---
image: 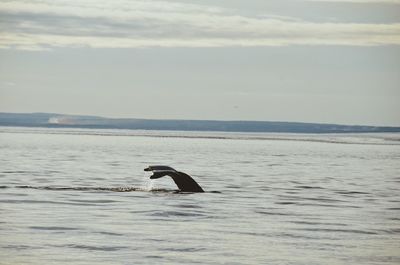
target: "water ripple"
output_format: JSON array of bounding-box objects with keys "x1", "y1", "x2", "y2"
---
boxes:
[
  {"x1": 297, "y1": 228, "x2": 378, "y2": 235},
  {"x1": 29, "y1": 226, "x2": 79, "y2": 231},
  {"x1": 57, "y1": 244, "x2": 128, "y2": 252}
]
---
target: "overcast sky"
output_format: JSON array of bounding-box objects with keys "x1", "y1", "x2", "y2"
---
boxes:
[{"x1": 0, "y1": 0, "x2": 399, "y2": 126}]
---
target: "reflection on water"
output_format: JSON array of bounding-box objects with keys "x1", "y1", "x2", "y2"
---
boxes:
[{"x1": 0, "y1": 127, "x2": 399, "y2": 265}]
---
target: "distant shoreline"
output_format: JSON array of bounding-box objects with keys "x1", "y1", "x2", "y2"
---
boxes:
[{"x1": 1, "y1": 112, "x2": 400, "y2": 134}]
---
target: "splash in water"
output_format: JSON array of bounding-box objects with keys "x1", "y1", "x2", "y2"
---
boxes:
[
  {"x1": 146, "y1": 179, "x2": 156, "y2": 191},
  {"x1": 6, "y1": 185, "x2": 175, "y2": 193}
]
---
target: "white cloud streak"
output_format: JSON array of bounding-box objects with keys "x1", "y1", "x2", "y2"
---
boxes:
[
  {"x1": 307, "y1": 0, "x2": 400, "y2": 3},
  {"x1": 0, "y1": 0, "x2": 399, "y2": 49}
]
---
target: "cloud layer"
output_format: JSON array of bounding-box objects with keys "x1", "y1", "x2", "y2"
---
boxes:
[
  {"x1": 308, "y1": 0, "x2": 400, "y2": 3},
  {"x1": 1, "y1": 0, "x2": 399, "y2": 49}
]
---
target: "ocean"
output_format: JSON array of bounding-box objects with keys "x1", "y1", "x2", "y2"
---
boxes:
[{"x1": 0, "y1": 127, "x2": 399, "y2": 265}]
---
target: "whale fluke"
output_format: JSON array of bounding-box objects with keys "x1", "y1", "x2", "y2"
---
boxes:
[{"x1": 144, "y1": 166, "x2": 204, "y2": 192}]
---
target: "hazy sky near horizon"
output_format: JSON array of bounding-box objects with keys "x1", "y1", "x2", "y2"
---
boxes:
[{"x1": 0, "y1": 0, "x2": 399, "y2": 126}]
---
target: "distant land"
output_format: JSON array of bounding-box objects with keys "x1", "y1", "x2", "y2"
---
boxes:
[{"x1": 0, "y1": 112, "x2": 400, "y2": 134}]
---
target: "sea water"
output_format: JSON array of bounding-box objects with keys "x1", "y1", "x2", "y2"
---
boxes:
[{"x1": 0, "y1": 127, "x2": 399, "y2": 265}]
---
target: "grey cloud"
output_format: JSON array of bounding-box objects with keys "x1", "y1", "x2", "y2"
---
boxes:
[{"x1": 0, "y1": 0, "x2": 400, "y2": 49}]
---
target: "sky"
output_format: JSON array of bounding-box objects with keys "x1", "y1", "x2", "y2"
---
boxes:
[{"x1": 0, "y1": 0, "x2": 399, "y2": 126}]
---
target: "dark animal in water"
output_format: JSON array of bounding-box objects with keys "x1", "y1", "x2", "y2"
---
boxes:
[{"x1": 144, "y1": 166, "x2": 204, "y2": 192}]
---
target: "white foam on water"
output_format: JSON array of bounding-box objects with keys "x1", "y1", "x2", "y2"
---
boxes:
[{"x1": 145, "y1": 179, "x2": 155, "y2": 191}]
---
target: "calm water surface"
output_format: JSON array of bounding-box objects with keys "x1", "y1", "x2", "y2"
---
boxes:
[{"x1": 0, "y1": 127, "x2": 399, "y2": 265}]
